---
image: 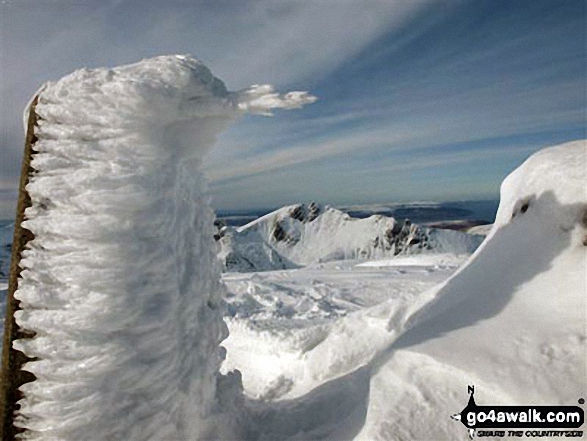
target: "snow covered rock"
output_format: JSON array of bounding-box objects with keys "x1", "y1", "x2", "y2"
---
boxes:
[
  {"x1": 357, "y1": 140, "x2": 587, "y2": 439},
  {"x1": 10, "y1": 55, "x2": 314, "y2": 440},
  {"x1": 218, "y1": 203, "x2": 483, "y2": 272}
]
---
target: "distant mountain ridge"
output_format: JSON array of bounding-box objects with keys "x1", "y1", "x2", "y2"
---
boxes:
[
  {"x1": 216, "y1": 200, "x2": 499, "y2": 227},
  {"x1": 217, "y1": 203, "x2": 484, "y2": 272}
]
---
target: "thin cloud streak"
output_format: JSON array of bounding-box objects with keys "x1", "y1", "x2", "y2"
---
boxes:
[
  {"x1": 1, "y1": 0, "x2": 585, "y2": 213},
  {"x1": 207, "y1": 140, "x2": 553, "y2": 210},
  {"x1": 206, "y1": 82, "x2": 584, "y2": 185},
  {"x1": 1, "y1": 0, "x2": 432, "y2": 205},
  {"x1": 204, "y1": 10, "x2": 585, "y2": 185}
]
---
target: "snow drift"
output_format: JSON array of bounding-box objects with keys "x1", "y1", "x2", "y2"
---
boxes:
[
  {"x1": 220, "y1": 254, "x2": 467, "y2": 402},
  {"x1": 357, "y1": 140, "x2": 587, "y2": 439},
  {"x1": 218, "y1": 202, "x2": 483, "y2": 272},
  {"x1": 11, "y1": 55, "x2": 314, "y2": 440}
]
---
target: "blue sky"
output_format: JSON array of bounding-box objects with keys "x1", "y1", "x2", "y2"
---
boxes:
[{"x1": 0, "y1": 0, "x2": 585, "y2": 215}]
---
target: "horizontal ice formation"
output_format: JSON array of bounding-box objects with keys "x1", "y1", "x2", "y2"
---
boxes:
[{"x1": 12, "y1": 55, "x2": 314, "y2": 440}]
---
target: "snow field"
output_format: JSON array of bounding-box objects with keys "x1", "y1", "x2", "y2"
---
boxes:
[{"x1": 220, "y1": 256, "x2": 467, "y2": 401}]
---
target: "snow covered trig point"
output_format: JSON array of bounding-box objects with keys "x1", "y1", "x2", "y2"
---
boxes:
[{"x1": 0, "y1": 55, "x2": 315, "y2": 440}]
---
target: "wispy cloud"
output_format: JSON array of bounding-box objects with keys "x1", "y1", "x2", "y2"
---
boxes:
[
  {"x1": 205, "y1": 75, "x2": 584, "y2": 185},
  {"x1": 203, "y1": 0, "x2": 585, "y2": 204},
  {"x1": 1, "y1": 0, "x2": 584, "y2": 213},
  {"x1": 206, "y1": 139, "x2": 557, "y2": 210},
  {"x1": 0, "y1": 0, "x2": 431, "y2": 207}
]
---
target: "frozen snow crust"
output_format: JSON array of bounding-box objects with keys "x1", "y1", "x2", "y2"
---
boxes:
[{"x1": 12, "y1": 55, "x2": 314, "y2": 440}]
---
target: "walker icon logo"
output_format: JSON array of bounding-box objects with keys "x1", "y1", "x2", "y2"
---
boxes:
[{"x1": 451, "y1": 386, "x2": 585, "y2": 439}]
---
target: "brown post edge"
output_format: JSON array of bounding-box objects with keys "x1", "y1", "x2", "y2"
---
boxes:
[{"x1": 0, "y1": 96, "x2": 39, "y2": 440}]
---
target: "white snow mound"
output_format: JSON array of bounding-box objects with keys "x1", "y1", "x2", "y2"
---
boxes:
[{"x1": 357, "y1": 140, "x2": 587, "y2": 439}]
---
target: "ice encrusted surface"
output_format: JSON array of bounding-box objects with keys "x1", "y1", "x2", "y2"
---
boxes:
[{"x1": 12, "y1": 55, "x2": 314, "y2": 440}]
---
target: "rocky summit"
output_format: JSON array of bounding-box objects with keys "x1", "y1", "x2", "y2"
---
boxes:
[{"x1": 217, "y1": 203, "x2": 484, "y2": 272}]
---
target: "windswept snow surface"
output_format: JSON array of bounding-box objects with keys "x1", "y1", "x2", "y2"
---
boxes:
[
  {"x1": 11, "y1": 55, "x2": 314, "y2": 440},
  {"x1": 221, "y1": 255, "x2": 468, "y2": 401},
  {"x1": 354, "y1": 140, "x2": 587, "y2": 440},
  {"x1": 218, "y1": 203, "x2": 483, "y2": 272},
  {"x1": 221, "y1": 141, "x2": 586, "y2": 440}
]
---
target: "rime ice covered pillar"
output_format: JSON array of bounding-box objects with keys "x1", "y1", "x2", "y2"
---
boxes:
[{"x1": 6, "y1": 55, "x2": 315, "y2": 440}]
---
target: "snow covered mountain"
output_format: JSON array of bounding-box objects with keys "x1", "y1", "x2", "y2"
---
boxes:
[{"x1": 217, "y1": 202, "x2": 484, "y2": 272}]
